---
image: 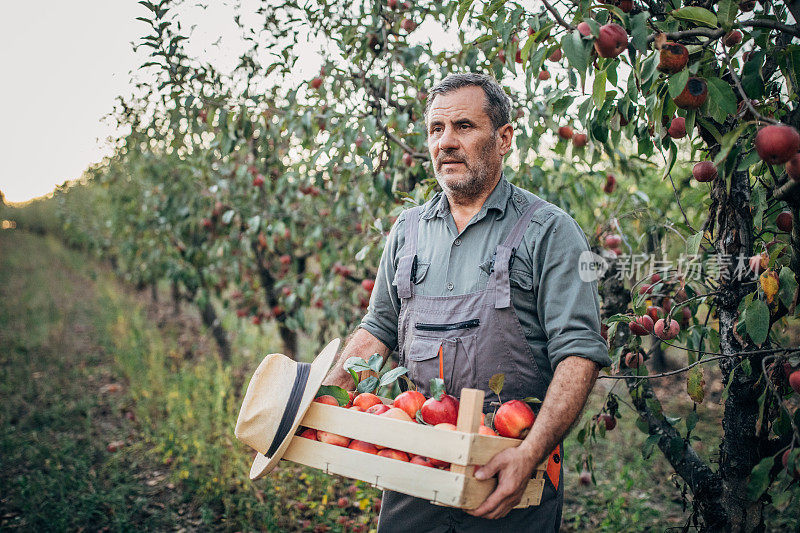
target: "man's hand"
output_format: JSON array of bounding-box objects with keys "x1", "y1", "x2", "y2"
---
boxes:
[
  {"x1": 466, "y1": 446, "x2": 537, "y2": 519},
  {"x1": 466, "y1": 356, "x2": 600, "y2": 520}
]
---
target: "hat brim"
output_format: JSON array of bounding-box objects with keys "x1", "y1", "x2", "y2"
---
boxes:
[{"x1": 248, "y1": 337, "x2": 340, "y2": 480}]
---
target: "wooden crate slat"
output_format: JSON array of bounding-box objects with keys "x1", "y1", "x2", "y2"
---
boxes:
[
  {"x1": 461, "y1": 476, "x2": 546, "y2": 509},
  {"x1": 467, "y1": 433, "x2": 547, "y2": 474},
  {"x1": 302, "y1": 403, "x2": 473, "y2": 465},
  {"x1": 283, "y1": 436, "x2": 469, "y2": 507}
]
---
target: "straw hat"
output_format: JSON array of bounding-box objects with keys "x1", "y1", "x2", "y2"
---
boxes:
[{"x1": 235, "y1": 337, "x2": 340, "y2": 480}]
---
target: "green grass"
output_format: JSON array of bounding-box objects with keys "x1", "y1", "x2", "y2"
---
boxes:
[{"x1": 2, "y1": 228, "x2": 798, "y2": 532}]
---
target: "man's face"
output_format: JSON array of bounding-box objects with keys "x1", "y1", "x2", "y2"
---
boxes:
[{"x1": 426, "y1": 86, "x2": 512, "y2": 201}]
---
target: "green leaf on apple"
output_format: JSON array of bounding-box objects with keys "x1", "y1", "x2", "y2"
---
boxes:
[
  {"x1": 488, "y1": 373, "x2": 505, "y2": 398},
  {"x1": 316, "y1": 385, "x2": 350, "y2": 407},
  {"x1": 379, "y1": 366, "x2": 408, "y2": 388},
  {"x1": 429, "y1": 377, "x2": 446, "y2": 400},
  {"x1": 368, "y1": 353, "x2": 384, "y2": 373},
  {"x1": 356, "y1": 376, "x2": 378, "y2": 394}
]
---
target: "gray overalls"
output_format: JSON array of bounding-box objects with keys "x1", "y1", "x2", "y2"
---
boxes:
[{"x1": 377, "y1": 199, "x2": 563, "y2": 532}]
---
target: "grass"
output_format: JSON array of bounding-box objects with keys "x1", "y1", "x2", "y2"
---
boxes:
[{"x1": 2, "y1": 228, "x2": 798, "y2": 532}]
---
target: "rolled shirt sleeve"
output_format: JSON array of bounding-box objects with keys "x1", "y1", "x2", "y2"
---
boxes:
[
  {"x1": 532, "y1": 212, "x2": 612, "y2": 371},
  {"x1": 358, "y1": 212, "x2": 406, "y2": 351}
]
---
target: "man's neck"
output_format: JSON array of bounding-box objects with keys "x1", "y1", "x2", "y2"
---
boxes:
[{"x1": 445, "y1": 173, "x2": 502, "y2": 233}]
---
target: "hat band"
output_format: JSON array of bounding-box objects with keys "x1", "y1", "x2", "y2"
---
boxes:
[{"x1": 266, "y1": 362, "x2": 311, "y2": 458}]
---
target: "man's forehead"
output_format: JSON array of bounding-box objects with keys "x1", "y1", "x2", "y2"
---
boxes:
[{"x1": 427, "y1": 86, "x2": 489, "y2": 122}]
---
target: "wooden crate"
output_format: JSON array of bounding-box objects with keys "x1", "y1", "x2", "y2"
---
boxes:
[{"x1": 281, "y1": 388, "x2": 546, "y2": 509}]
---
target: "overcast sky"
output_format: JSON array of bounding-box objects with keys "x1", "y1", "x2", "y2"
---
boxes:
[
  {"x1": 0, "y1": 2, "x2": 461, "y2": 204},
  {"x1": 0, "y1": 1, "x2": 299, "y2": 203}
]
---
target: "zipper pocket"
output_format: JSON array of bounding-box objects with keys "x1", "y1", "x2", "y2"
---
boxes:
[{"x1": 415, "y1": 319, "x2": 480, "y2": 331}]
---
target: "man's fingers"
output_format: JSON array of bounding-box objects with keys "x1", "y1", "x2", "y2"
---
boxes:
[
  {"x1": 474, "y1": 452, "x2": 507, "y2": 480},
  {"x1": 466, "y1": 486, "x2": 507, "y2": 517}
]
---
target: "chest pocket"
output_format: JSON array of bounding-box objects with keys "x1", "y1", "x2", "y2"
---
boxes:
[
  {"x1": 392, "y1": 261, "x2": 430, "y2": 287},
  {"x1": 478, "y1": 260, "x2": 534, "y2": 291}
]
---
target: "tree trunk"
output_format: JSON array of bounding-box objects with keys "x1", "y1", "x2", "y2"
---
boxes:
[
  {"x1": 171, "y1": 280, "x2": 181, "y2": 316},
  {"x1": 150, "y1": 282, "x2": 158, "y2": 303},
  {"x1": 200, "y1": 300, "x2": 231, "y2": 361},
  {"x1": 710, "y1": 166, "x2": 766, "y2": 532}
]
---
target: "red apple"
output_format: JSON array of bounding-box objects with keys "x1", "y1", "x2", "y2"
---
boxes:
[
  {"x1": 348, "y1": 440, "x2": 379, "y2": 454},
  {"x1": 724, "y1": 30, "x2": 742, "y2": 47},
  {"x1": 749, "y1": 253, "x2": 769, "y2": 274},
  {"x1": 479, "y1": 425, "x2": 497, "y2": 436},
  {"x1": 558, "y1": 126, "x2": 574, "y2": 139},
  {"x1": 674, "y1": 77, "x2": 708, "y2": 110},
  {"x1": 317, "y1": 431, "x2": 351, "y2": 447},
  {"x1": 777, "y1": 211, "x2": 793, "y2": 232},
  {"x1": 654, "y1": 318, "x2": 680, "y2": 340},
  {"x1": 310, "y1": 77, "x2": 323, "y2": 89},
  {"x1": 604, "y1": 174, "x2": 616, "y2": 193},
  {"x1": 668, "y1": 117, "x2": 687, "y2": 139},
  {"x1": 604, "y1": 234, "x2": 622, "y2": 248},
  {"x1": 789, "y1": 370, "x2": 800, "y2": 394},
  {"x1": 599, "y1": 413, "x2": 616, "y2": 431},
  {"x1": 755, "y1": 125, "x2": 800, "y2": 165},
  {"x1": 402, "y1": 152, "x2": 414, "y2": 167},
  {"x1": 573, "y1": 133, "x2": 588, "y2": 147},
  {"x1": 577, "y1": 22, "x2": 591, "y2": 36},
  {"x1": 494, "y1": 400, "x2": 535, "y2": 439},
  {"x1": 366, "y1": 403, "x2": 391, "y2": 415},
  {"x1": 279, "y1": 254, "x2": 291, "y2": 265},
  {"x1": 380, "y1": 407, "x2": 414, "y2": 422},
  {"x1": 353, "y1": 392, "x2": 383, "y2": 410},
  {"x1": 646, "y1": 305, "x2": 662, "y2": 323},
  {"x1": 377, "y1": 448, "x2": 410, "y2": 461},
  {"x1": 421, "y1": 394, "x2": 460, "y2": 425},
  {"x1": 497, "y1": 49, "x2": 506, "y2": 63},
  {"x1": 594, "y1": 23, "x2": 628, "y2": 58},
  {"x1": 401, "y1": 18, "x2": 417, "y2": 32},
  {"x1": 410, "y1": 455, "x2": 434, "y2": 467},
  {"x1": 786, "y1": 153, "x2": 800, "y2": 181},
  {"x1": 361, "y1": 279, "x2": 375, "y2": 292},
  {"x1": 548, "y1": 48, "x2": 562, "y2": 62},
  {"x1": 252, "y1": 174, "x2": 265, "y2": 187},
  {"x1": 299, "y1": 428, "x2": 317, "y2": 440},
  {"x1": 393, "y1": 390, "x2": 426, "y2": 419},
  {"x1": 624, "y1": 351, "x2": 644, "y2": 369},
  {"x1": 629, "y1": 315, "x2": 654, "y2": 336},
  {"x1": 693, "y1": 161, "x2": 717, "y2": 182},
  {"x1": 538, "y1": 70, "x2": 551, "y2": 81},
  {"x1": 314, "y1": 395, "x2": 339, "y2": 406}
]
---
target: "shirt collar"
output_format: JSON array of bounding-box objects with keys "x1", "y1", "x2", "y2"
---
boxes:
[{"x1": 422, "y1": 173, "x2": 512, "y2": 221}]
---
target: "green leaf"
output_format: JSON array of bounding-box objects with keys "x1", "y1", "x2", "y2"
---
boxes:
[
  {"x1": 670, "y1": 6, "x2": 718, "y2": 27},
  {"x1": 778, "y1": 266, "x2": 798, "y2": 310},
  {"x1": 685, "y1": 410, "x2": 699, "y2": 432},
  {"x1": 488, "y1": 373, "x2": 505, "y2": 397},
  {"x1": 717, "y1": 0, "x2": 738, "y2": 29},
  {"x1": 751, "y1": 186, "x2": 766, "y2": 231},
  {"x1": 521, "y1": 396, "x2": 542, "y2": 404},
  {"x1": 356, "y1": 376, "x2": 378, "y2": 394},
  {"x1": 686, "y1": 230, "x2": 703, "y2": 255},
  {"x1": 429, "y1": 377, "x2": 446, "y2": 400},
  {"x1": 635, "y1": 417, "x2": 650, "y2": 434},
  {"x1": 630, "y1": 12, "x2": 650, "y2": 53},
  {"x1": 368, "y1": 353, "x2": 384, "y2": 372},
  {"x1": 344, "y1": 356, "x2": 371, "y2": 372},
  {"x1": 456, "y1": 0, "x2": 476, "y2": 25},
  {"x1": 642, "y1": 434, "x2": 660, "y2": 459},
  {"x1": 668, "y1": 69, "x2": 690, "y2": 100},
  {"x1": 661, "y1": 144, "x2": 677, "y2": 181},
  {"x1": 706, "y1": 77, "x2": 738, "y2": 123},
  {"x1": 379, "y1": 366, "x2": 408, "y2": 388},
  {"x1": 687, "y1": 365, "x2": 705, "y2": 403},
  {"x1": 745, "y1": 299, "x2": 770, "y2": 346},
  {"x1": 316, "y1": 385, "x2": 350, "y2": 406},
  {"x1": 746, "y1": 457, "x2": 773, "y2": 501},
  {"x1": 713, "y1": 124, "x2": 748, "y2": 167},
  {"x1": 561, "y1": 31, "x2": 590, "y2": 77},
  {"x1": 593, "y1": 70, "x2": 607, "y2": 108}
]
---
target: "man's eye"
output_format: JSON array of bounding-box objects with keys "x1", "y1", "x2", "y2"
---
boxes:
[{"x1": 460, "y1": 123, "x2": 470, "y2": 129}]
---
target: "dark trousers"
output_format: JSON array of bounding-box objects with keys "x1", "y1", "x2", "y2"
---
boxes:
[{"x1": 377, "y1": 473, "x2": 563, "y2": 533}]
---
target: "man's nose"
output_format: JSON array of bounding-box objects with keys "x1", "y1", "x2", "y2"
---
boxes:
[{"x1": 438, "y1": 125, "x2": 460, "y2": 151}]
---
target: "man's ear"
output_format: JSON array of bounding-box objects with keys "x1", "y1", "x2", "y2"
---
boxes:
[{"x1": 497, "y1": 123, "x2": 514, "y2": 156}]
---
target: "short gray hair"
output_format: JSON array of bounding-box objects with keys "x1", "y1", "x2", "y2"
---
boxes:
[{"x1": 424, "y1": 73, "x2": 511, "y2": 130}]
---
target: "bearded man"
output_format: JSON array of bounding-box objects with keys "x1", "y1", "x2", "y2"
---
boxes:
[{"x1": 324, "y1": 72, "x2": 611, "y2": 532}]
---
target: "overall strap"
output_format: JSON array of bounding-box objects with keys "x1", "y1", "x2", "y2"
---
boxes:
[
  {"x1": 494, "y1": 198, "x2": 548, "y2": 309},
  {"x1": 396, "y1": 206, "x2": 424, "y2": 299}
]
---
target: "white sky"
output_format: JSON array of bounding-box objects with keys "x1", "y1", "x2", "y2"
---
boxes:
[{"x1": 0, "y1": 1, "x2": 461, "y2": 203}]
